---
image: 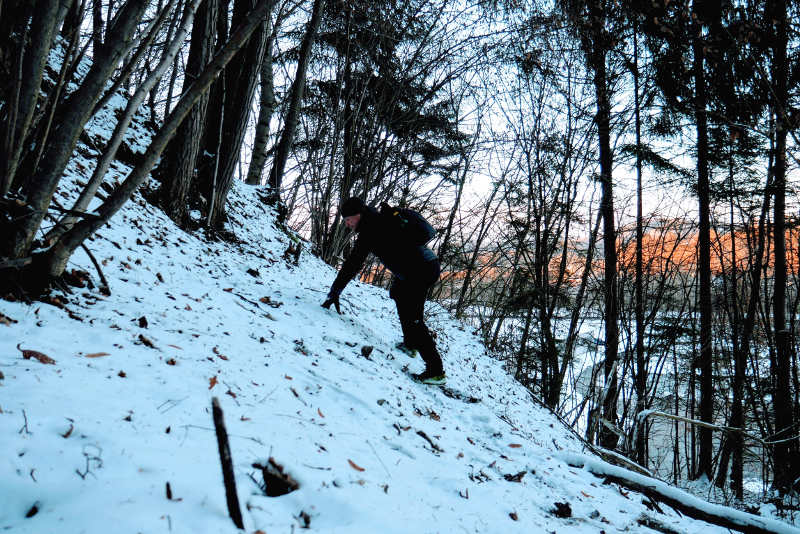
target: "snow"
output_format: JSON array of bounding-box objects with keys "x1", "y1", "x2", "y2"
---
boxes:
[{"x1": 1, "y1": 177, "x2": 796, "y2": 532}]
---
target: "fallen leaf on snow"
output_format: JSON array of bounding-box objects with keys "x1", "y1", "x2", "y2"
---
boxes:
[
  {"x1": 18, "y1": 345, "x2": 55, "y2": 365},
  {"x1": 348, "y1": 459, "x2": 365, "y2": 472},
  {"x1": 318, "y1": 408, "x2": 325, "y2": 418},
  {"x1": 85, "y1": 352, "x2": 111, "y2": 358},
  {"x1": 504, "y1": 471, "x2": 527, "y2": 482},
  {"x1": 508, "y1": 443, "x2": 522, "y2": 448},
  {"x1": 209, "y1": 376, "x2": 218, "y2": 389}
]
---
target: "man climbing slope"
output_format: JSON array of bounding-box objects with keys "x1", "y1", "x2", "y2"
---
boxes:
[{"x1": 322, "y1": 197, "x2": 446, "y2": 385}]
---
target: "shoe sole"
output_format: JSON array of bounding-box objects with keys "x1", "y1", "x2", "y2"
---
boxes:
[{"x1": 420, "y1": 377, "x2": 446, "y2": 386}]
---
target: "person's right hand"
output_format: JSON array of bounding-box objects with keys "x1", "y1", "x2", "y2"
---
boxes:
[{"x1": 322, "y1": 293, "x2": 342, "y2": 314}]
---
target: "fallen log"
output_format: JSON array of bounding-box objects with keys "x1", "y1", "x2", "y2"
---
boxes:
[{"x1": 558, "y1": 452, "x2": 800, "y2": 534}]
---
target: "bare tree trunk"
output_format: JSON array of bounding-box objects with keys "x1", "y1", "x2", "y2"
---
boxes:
[
  {"x1": 161, "y1": 0, "x2": 185, "y2": 118},
  {"x1": 50, "y1": 0, "x2": 197, "y2": 240},
  {"x1": 692, "y1": 17, "x2": 714, "y2": 481},
  {"x1": 454, "y1": 183, "x2": 501, "y2": 319},
  {"x1": 769, "y1": 0, "x2": 797, "y2": 493},
  {"x1": 589, "y1": 8, "x2": 619, "y2": 451},
  {"x1": 92, "y1": 0, "x2": 104, "y2": 57},
  {"x1": 244, "y1": 17, "x2": 275, "y2": 186},
  {"x1": 632, "y1": 22, "x2": 647, "y2": 468},
  {"x1": 1, "y1": 0, "x2": 71, "y2": 196},
  {"x1": 37, "y1": 0, "x2": 276, "y2": 279},
  {"x1": 158, "y1": 0, "x2": 219, "y2": 225},
  {"x1": 205, "y1": 0, "x2": 269, "y2": 227},
  {"x1": 266, "y1": 0, "x2": 324, "y2": 203},
  {"x1": 60, "y1": 0, "x2": 83, "y2": 40},
  {"x1": 4, "y1": 0, "x2": 149, "y2": 260},
  {"x1": 436, "y1": 128, "x2": 478, "y2": 280},
  {"x1": 558, "y1": 209, "x2": 602, "y2": 399}
]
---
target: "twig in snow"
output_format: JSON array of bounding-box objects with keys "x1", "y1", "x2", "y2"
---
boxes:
[
  {"x1": 416, "y1": 430, "x2": 444, "y2": 453},
  {"x1": 211, "y1": 397, "x2": 244, "y2": 529},
  {"x1": 80, "y1": 243, "x2": 109, "y2": 294},
  {"x1": 19, "y1": 410, "x2": 30, "y2": 435},
  {"x1": 367, "y1": 440, "x2": 391, "y2": 478},
  {"x1": 181, "y1": 424, "x2": 264, "y2": 445},
  {"x1": 157, "y1": 397, "x2": 189, "y2": 413}
]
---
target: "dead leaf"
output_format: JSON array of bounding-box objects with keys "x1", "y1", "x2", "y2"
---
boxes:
[
  {"x1": 581, "y1": 491, "x2": 593, "y2": 498},
  {"x1": 138, "y1": 334, "x2": 155, "y2": 348},
  {"x1": 118, "y1": 370, "x2": 127, "y2": 377},
  {"x1": 18, "y1": 344, "x2": 55, "y2": 365},
  {"x1": 218, "y1": 354, "x2": 228, "y2": 361},
  {"x1": 166, "y1": 358, "x2": 177, "y2": 366},
  {"x1": 184, "y1": 304, "x2": 192, "y2": 311},
  {"x1": 209, "y1": 376, "x2": 218, "y2": 389},
  {"x1": 62, "y1": 424, "x2": 74, "y2": 438},
  {"x1": 223, "y1": 287, "x2": 233, "y2": 292},
  {"x1": 284, "y1": 375, "x2": 293, "y2": 380},
  {"x1": 85, "y1": 352, "x2": 110, "y2": 358},
  {"x1": 317, "y1": 408, "x2": 325, "y2": 418},
  {"x1": 167, "y1": 344, "x2": 182, "y2": 350},
  {"x1": 504, "y1": 471, "x2": 527, "y2": 482},
  {"x1": 508, "y1": 443, "x2": 522, "y2": 448},
  {"x1": 348, "y1": 459, "x2": 365, "y2": 472},
  {"x1": 509, "y1": 512, "x2": 519, "y2": 521}
]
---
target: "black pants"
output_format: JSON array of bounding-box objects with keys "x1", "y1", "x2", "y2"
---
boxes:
[{"x1": 389, "y1": 260, "x2": 443, "y2": 375}]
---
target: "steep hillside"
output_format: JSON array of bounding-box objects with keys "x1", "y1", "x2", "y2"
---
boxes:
[{"x1": 3, "y1": 167, "x2": 798, "y2": 533}]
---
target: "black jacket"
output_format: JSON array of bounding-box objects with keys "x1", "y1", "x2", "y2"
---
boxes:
[{"x1": 331, "y1": 206, "x2": 437, "y2": 295}]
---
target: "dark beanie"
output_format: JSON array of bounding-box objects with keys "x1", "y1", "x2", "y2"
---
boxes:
[{"x1": 340, "y1": 197, "x2": 364, "y2": 217}]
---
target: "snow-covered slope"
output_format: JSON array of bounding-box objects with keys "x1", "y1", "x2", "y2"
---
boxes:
[{"x1": 1, "y1": 178, "x2": 796, "y2": 532}]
